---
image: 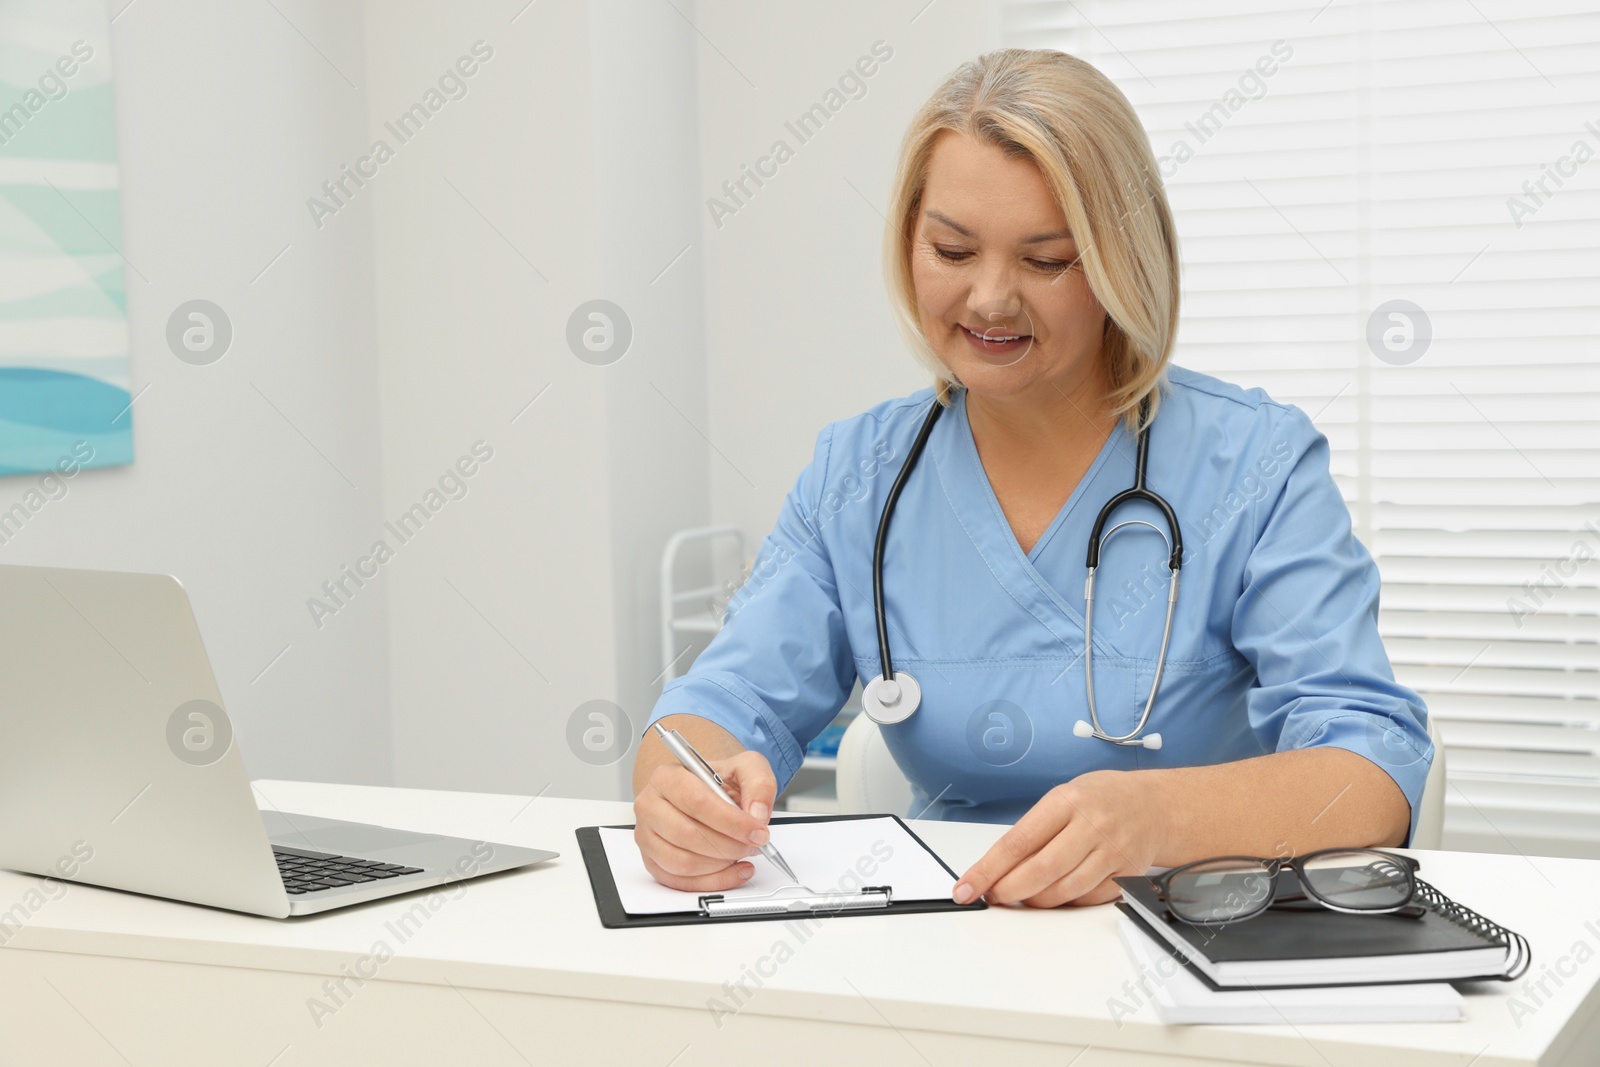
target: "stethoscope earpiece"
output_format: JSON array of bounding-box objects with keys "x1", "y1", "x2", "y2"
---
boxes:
[{"x1": 1074, "y1": 718, "x2": 1164, "y2": 750}]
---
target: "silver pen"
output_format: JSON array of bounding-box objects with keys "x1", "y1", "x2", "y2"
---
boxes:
[{"x1": 650, "y1": 722, "x2": 798, "y2": 883}]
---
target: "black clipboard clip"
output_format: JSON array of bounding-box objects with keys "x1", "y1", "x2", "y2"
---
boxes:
[{"x1": 698, "y1": 883, "x2": 893, "y2": 918}]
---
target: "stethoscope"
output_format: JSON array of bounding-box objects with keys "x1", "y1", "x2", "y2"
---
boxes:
[{"x1": 861, "y1": 394, "x2": 1183, "y2": 751}]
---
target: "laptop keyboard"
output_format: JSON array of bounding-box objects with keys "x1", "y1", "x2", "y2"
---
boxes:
[{"x1": 274, "y1": 845, "x2": 424, "y2": 895}]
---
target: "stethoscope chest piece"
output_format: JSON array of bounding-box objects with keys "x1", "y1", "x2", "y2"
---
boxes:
[{"x1": 862, "y1": 671, "x2": 921, "y2": 726}]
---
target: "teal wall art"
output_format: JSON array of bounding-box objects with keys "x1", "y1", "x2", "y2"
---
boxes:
[{"x1": 0, "y1": 0, "x2": 133, "y2": 477}]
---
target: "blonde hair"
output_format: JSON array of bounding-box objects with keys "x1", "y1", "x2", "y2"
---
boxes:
[{"x1": 884, "y1": 48, "x2": 1179, "y2": 431}]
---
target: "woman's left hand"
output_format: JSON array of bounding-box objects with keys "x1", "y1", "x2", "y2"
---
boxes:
[{"x1": 952, "y1": 769, "x2": 1167, "y2": 908}]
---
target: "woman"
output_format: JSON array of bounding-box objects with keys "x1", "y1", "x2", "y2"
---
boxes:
[{"x1": 631, "y1": 49, "x2": 1431, "y2": 908}]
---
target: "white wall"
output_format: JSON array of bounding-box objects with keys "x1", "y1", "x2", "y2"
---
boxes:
[
  {"x1": 9, "y1": 0, "x2": 392, "y2": 785},
  {"x1": 589, "y1": 1, "x2": 713, "y2": 784},
  {"x1": 692, "y1": 2, "x2": 1000, "y2": 540},
  {"x1": 16, "y1": 0, "x2": 1005, "y2": 802},
  {"x1": 368, "y1": 0, "x2": 709, "y2": 800},
  {"x1": 370, "y1": 0, "x2": 1003, "y2": 801}
]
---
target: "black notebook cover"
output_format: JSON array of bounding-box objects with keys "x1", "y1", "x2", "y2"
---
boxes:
[
  {"x1": 578, "y1": 813, "x2": 987, "y2": 928},
  {"x1": 1115, "y1": 870, "x2": 1521, "y2": 974},
  {"x1": 1114, "y1": 903, "x2": 1494, "y2": 993}
]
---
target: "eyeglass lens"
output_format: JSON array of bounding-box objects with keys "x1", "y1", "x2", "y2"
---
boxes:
[
  {"x1": 1298, "y1": 850, "x2": 1413, "y2": 910},
  {"x1": 1166, "y1": 850, "x2": 1412, "y2": 923},
  {"x1": 1164, "y1": 859, "x2": 1276, "y2": 923}
]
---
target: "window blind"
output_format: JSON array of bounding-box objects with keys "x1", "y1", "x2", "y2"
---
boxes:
[{"x1": 1001, "y1": 0, "x2": 1600, "y2": 857}]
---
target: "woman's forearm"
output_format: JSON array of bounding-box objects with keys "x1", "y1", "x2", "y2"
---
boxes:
[
  {"x1": 634, "y1": 718, "x2": 1410, "y2": 866},
  {"x1": 1140, "y1": 747, "x2": 1410, "y2": 867},
  {"x1": 630, "y1": 713, "x2": 748, "y2": 798}
]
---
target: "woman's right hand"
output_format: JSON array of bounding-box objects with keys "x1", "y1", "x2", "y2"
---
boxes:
[{"x1": 633, "y1": 749, "x2": 779, "y2": 892}]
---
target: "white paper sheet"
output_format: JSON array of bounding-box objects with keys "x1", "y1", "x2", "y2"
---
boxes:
[
  {"x1": 599, "y1": 816, "x2": 959, "y2": 915},
  {"x1": 1116, "y1": 918, "x2": 1463, "y2": 1024}
]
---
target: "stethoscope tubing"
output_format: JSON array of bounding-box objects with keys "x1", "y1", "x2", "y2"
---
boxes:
[
  {"x1": 868, "y1": 391, "x2": 1182, "y2": 745},
  {"x1": 1083, "y1": 521, "x2": 1181, "y2": 745},
  {"x1": 871, "y1": 398, "x2": 946, "y2": 684}
]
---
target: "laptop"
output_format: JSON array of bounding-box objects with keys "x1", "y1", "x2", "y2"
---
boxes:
[{"x1": 0, "y1": 564, "x2": 558, "y2": 918}]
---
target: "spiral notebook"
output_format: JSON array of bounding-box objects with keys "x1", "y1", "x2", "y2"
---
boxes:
[{"x1": 1115, "y1": 870, "x2": 1531, "y2": 990}]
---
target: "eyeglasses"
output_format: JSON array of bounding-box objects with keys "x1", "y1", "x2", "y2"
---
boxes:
[{"x1": 1150, "y1": 848, "x2": 1421, "y2": 925}]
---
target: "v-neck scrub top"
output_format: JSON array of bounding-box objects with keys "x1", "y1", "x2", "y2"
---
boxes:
[{"x1": 645, "y1": 365, "x2": 1434, "y2": 844}]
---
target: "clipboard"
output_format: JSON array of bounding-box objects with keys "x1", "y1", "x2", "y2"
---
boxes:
[{"x1": 577, "y1": 813, "x2": 987, "y2": 928}]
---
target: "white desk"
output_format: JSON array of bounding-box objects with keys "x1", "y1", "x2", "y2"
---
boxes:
[{"x1": 0, "y1": 780, "x2": 1595, "y2": 1067}]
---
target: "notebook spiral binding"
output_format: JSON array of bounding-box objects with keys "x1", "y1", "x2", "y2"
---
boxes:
[{"x1": 1414, "y1": 877, "x2": 1532, "y2": 980}]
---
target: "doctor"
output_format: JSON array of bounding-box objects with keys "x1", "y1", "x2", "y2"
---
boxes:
[{"x1": 632, "y1": 48, "x2": 1432, "y2": 908}]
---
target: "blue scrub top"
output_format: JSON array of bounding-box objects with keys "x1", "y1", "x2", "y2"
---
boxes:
[{"x1": 646, "y1": 365, "x2": 1434, "y2": 844}]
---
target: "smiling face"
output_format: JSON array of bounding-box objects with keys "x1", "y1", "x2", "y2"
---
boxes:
[{"x1": 910, "y1": 130, "x2": 1109, "y2": 405}]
